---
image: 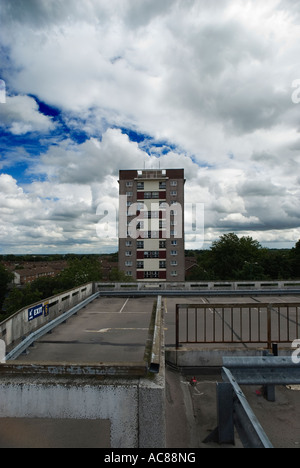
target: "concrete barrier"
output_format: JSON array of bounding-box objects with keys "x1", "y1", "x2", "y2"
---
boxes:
[
  {"x1": 0, "y1": 371, "x2": 166, "y2": 448},
  {"x1": 0, "y1": 283, "x2": 94, "y2": 353},
  {"x1": 166, "y1": 346, "x2": 294, "y2": 368},
  {"x1": 95, "y1": 281, "x2": 300, "y2": 294}
]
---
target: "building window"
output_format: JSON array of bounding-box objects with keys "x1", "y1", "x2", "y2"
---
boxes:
[
  {"x1": 147, "y1": 231, "x2": 159, "y2": 239},
  {"x1": 144, "y1": 192, "x2": 152, "y2": 199},
  {"x1": 159, "y1": 182, "x2": 166, "y2": 189},
  {"x1": 144, "y1": 251, "x2": 159, "y2": 259},
  {"x1": 126, "y1": 241, "x2": 132, "y2": 247},
  {"x1": 126, "y1": 182, "x2": 133, "y2": 187},
  {"x1": 171, "y1": 250, "x2": 178, "y2": 256},
  {"x1": 137, "y1": 261, "x2": 144, "y2": 269},
  {"x1": 144, "y1": 271, "x2": 159, "y2": 279},
  {"x1": 137, "y1": 182, "x2": 144, "y2": 190},
  {"x1": 126, "y1": 192, "x2": 133, "y2": 197},
  {"x1": 137, "y1": 241, "x2": 144, "y2": 249},
  {"x1": 171, "y1": 271, "x2": 178, "y2": 277},
  {"x1": 125, "y1": 261, "x2": 133, "y2": 267},
  {"x1": 171, "y1": 240, "x2": 177, "y2": 246},
  {"x1": 126, "y1": 251, "x2": 132, "y2": 257},
  {"x1": 146, "y1": 211, "x2": 159, "y2": 219},
  {"x1": 159, "y1": 241, "x2": 166, "y2": 249},
  {"x1": 126, "y1": 271, "x2": 133, "y2": 277},
  {"x1": 171, "y1": 181, "x2": 178, "y2": 186},
  {"x1": 152, "y1": 192, "x2": 159, "y2": 199},
  {"x1": 159, "y1": 261, "x2": 166, "y2": 269},
  {"x1": 171, "y1": 191, "x2": 177, "y2": 196},
  {"x1": 171, "y1": 261, "x2": 178, "y2": 266}
]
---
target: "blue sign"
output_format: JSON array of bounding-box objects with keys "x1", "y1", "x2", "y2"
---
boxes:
[{"x1": 28, "y1": 304, "x2": 44, "y2": 322}]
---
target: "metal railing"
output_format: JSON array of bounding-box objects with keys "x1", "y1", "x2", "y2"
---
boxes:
[{"x1": 175, "y1": 302, "x2": 300, "y2": 349}]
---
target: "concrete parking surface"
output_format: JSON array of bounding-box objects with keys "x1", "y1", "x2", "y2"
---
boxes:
[
  {"x1": 166, "y1": 367, "x2": 300, "y2": 449},
  {"x1": 16, "y1": 294, "x2": 299, "y2": 363},
  {"x1": 16, "y1": 296, "x2": 154, "y2": 363}
]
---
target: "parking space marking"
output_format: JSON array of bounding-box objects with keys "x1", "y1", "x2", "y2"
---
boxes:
[{"x1": 119, "y1": 298, "x2": 129, "y2": 314}]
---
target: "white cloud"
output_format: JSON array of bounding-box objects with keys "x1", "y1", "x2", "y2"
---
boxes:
[
  {"x1": 0, "y1": 0, "x2": 300, "y2": 251},
  {"x1": 32, "y1": 129, "x2": 148, "y2": 185},
  {"x1": 0, "y1": 95, "x2": 55, "y2": 134}
]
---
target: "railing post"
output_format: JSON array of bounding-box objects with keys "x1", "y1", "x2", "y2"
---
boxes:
[
  {"x1": 176, "y1": 305, "x2": 180, "y2": 349},
  {"x1": 267, "y1": 304, "x2": 272, "y2": 350}
]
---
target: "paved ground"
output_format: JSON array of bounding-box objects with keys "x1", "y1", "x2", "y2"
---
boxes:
[
  {"x1": 16, "y1": 294, "x2": 299, "y2": 363},
  {"x1": 0, "y1": 419, "x2": 111, "y2": 448},
  {"x1": 17, "y1": 297, "x2": 154, "y2": 363},
  {"x1": 166, "y1": 367, "x2": 300, "y2": 449}
]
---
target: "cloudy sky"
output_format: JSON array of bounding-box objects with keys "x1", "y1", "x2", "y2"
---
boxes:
[{"x1": 0, "y1": 0, "x2": 300, "y2": 254}]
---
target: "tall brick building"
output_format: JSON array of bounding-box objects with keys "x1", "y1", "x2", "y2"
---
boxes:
[{"x1": 118, "y1": 169, "x2": 185, "y2": 282}]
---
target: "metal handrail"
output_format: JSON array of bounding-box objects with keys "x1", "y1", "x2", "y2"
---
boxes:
[{"x1": 176, "y1": 302, "x2": 300, "y2": 349}]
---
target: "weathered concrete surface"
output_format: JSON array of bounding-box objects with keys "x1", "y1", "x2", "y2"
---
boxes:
[
  {"x1": 0, "y1": 375, "x2": 139, "y2": 447},
  {"x1": 166, "y1": 346, "x2": 294, "y2": 368},
  {"x1": 0, "y1": 373, "x2": 166, "y2": 448},
  {"x1": 0, "y1": 419, "x2": 111, "y2": 448}
]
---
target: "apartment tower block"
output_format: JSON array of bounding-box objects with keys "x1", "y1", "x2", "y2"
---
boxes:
[{"x1": 118, "y1": 169, "x2": 185, "y2": 282}]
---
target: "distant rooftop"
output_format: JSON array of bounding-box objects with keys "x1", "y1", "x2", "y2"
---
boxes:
[{"x1": 119, "y1": 168, "x2": 184, "y2": 180}]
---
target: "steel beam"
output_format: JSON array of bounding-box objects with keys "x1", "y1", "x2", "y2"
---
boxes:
[{"x1": 222, "y1": 357, "x2": 300, "y2": 385}]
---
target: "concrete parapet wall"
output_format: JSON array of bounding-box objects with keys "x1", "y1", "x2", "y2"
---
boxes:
[
  {"x1": 0, "y1": 371, "x2": 166, "y2": 448},
  {"x1": 166, "y1": 346, "x2": 294, "y2": 368},
  {"x1": 0, "y1": 283, "x2": 94, "y2": 352},
  {"x1": 95, "y1": 281, "x2": 300, "y2": 293}
]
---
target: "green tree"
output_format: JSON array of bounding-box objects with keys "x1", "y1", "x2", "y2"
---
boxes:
[
  {"x1": 209, "y1": 233, "x2": 264, "y2": 280},
  {"x1": 3, "y1": 285, "x2": 42, "y2": 318},
  {"x1": 56, "y1": 257, "x2": 103, "y2": 292},
  {"x1": 30, "y1": 276, "x2": 58, "y2": 300},
  {"x1": 0, "y1": 264, "x2": 14, "y2": 312},
  {"x1": 291, "y1": 240, "x2": 300, "y2": 278},
  {"x1": 109, "y1": 267, "x2": 133, "y2": 282},
  {"x1": 261, "y1": 249, "x2": 292, "y2": 280}
]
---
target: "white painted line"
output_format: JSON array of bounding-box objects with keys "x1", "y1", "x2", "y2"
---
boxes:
[{"x1": 119, "y1": 298, "x2": 129, "y2": 314}]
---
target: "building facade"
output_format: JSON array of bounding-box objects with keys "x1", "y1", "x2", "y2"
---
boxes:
[{"x1": 119, "y1": 169, "x2": 185, "y2": 282}]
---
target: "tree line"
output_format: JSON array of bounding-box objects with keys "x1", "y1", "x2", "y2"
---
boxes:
[
  {"x1": 187, "y1": 234, "x2": 300, "y2": 282},
  {"x1": 0, "y1": 257, "x2": 128, "y2": 321}
]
